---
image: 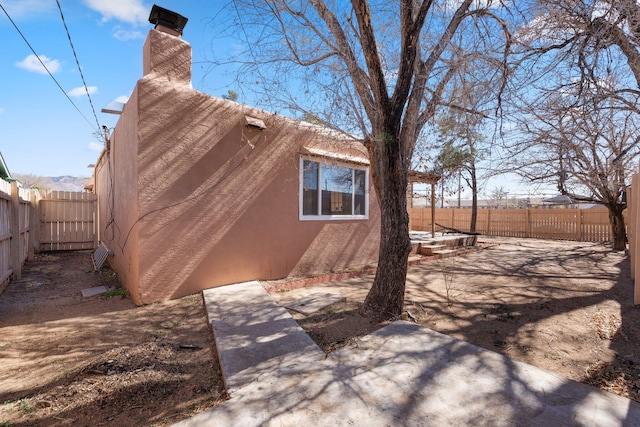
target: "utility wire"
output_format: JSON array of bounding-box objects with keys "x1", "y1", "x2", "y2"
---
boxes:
[
  {"x1": 55, "y1": 0, "x2": 102, "y2": 140},
  {"x1": 0, "y1": 2, "x2": 99, "y2": 133}
]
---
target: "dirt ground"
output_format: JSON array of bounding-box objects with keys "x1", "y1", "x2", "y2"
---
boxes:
[
  {"x1": 269, "y1": 237, "x2": 640, "y2": 403},
  {"x1": 2, "y1": 237, "x2": 640, "y2": 426},
  {"x1": 0, "y1": 251, "x2": 226, "y2": 426}
]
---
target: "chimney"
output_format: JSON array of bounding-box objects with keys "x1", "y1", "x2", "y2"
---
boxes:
[
  {"x1": 148, "y1": 5, "x2": 188, "y2": 36},
  {"x1": 143, "y1": 5, "x2": 191, "y2": 84}
]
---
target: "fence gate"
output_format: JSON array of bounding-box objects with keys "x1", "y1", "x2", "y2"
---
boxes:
[{"x1": 39, "y1": 191, "x2": 97, "y2": 251}]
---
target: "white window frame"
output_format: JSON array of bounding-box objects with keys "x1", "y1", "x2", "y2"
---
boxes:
[{"x1": 299, "y1": 156, "x2": 369, "y2": 221}]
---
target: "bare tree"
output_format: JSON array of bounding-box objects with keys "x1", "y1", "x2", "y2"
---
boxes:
[
  {"x1": 504, "y1": 0, "x2": 640, "y2": 250},
  {"x1": 504, "y1": 84, "x2": 639, "y2": 249},
  {"x1": 433, "y1": 108, "x2": 488, "y2": 232},
  {"x1": 220, "y1": 0, "x2": 511, "y2": 319},
  {"x1": 513, "y1": 1, "x2": 640, "y2": 93},
  {"x1": 489, "y1": 185, "x2": 509, "y2": 208}
]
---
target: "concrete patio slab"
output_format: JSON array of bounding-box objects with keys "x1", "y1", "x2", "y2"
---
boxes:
[
  {"x1": 177, "y1": 281, "x2": 640, "y2": 427},
  {"x1": 212, "y1": 305, "x2": 324, "y2": 392},
  {"x1": 202, "y1": 281, "x2": 325, "y2": 393},
  {"x1": 329, "y1": 322, "x2": 640, "y2": 426},
  {"x1": 284, "y1": 292, "x2": 346, "y2": 315},
  {"x1": 202, "y1": 281, "x2": 277, "y2": 320}
]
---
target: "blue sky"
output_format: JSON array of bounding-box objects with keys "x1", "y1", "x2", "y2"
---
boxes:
[
  {"x1": 0, "y1": 0, "x2": 553, "y2": 198},
  {"x1": 0, "y1": 0, "x2": 234, "y2": 177}
]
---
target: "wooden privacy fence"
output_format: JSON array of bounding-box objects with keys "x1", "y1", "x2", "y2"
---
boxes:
[
  {"x1": 409, "y1": 207, "x2": 612, "y2": 242},
  {"x1": 0, "y1": 185, "x2": 97, "y2": 292},
  {"x1": 0, "y1": 181, "x2": 34, "y2": 291},
  {"x1": 39, "y1": 190, "x2": 97, "y2": 251}
]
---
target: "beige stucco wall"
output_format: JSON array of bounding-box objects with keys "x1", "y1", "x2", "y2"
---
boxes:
[
  {"x1": 95, "y1": 84, "x2": 142, "y2": 302},
  {"x1": 96, "y1": 28, "x2": 380, "y2": 304}
]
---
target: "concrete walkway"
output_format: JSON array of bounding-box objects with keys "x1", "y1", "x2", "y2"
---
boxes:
[{"x1": 175, "y1": 281, "x2": 640, "y2": 426}]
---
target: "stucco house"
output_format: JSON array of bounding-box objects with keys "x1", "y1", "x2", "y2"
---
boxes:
[
  {"x1": 94, "y1": 18, "x2": 381, "y2": 305},
  {"x1": 0, "y1": 151, "x2": 13, "y2": 183}
]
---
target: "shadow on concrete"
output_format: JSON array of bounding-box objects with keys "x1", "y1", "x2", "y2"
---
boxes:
[{"x1": 180, "y1": 263, "x2": 640, "y2": 426}]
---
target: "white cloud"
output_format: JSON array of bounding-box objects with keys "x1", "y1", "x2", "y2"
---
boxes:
[
  {"x1": 88, "y1": 141, "x2": 103, "y2": 151},
  {"x1": 515, "y1": 14, "x2": 576, "y2": 45},
  {"x1": 440, "y1": 0, "x2": 504, "y2": 13},
  {"x1": 113, "y1": 26, "x2": 144, "y2": 41},
  {"x1": 2, "y1": 0, "x2": 54, "y2": 19},
  {"x1": 67, "y1": 86, "x2": 98, "y2": 97},
  {"x1": 83, "y1": 0, "x2": 149, "y2": 25},
  {"x1": 15, "y1": 54, "x2": 61, "y2": 74}
]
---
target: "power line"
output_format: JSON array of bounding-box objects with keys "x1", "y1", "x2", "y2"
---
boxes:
[
  {"x1": 0, "y1": 2, "x2": 99, "y2": 133},
  {"x1": 55, "y1": 0, "x2": 102, "y2": 139}
]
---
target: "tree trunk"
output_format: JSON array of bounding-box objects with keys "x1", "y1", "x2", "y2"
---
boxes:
[
  {"x1": 607, "y1": 203, "x2": 627, "y2": 251},
  {"x1": 360, "y1": 134, "x2": 411, "y2": 320},
  {"x1": 470, "y1": 164, "x2": 478, "y2": 233}
]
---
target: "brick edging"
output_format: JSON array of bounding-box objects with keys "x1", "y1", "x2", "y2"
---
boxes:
[{"x1": 263, "y1": 242, "x2": 498, "y2": 294}]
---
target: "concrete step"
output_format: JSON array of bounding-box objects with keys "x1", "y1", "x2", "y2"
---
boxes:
[
  {"x1": 419, "y1": 244, "x2": 447, "y2": 256},
  {"x1": 433, "y1": 249, "x2": 458, "y2": 258}
]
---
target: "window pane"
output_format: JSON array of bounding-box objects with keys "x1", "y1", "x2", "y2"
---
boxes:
[
  {"x1": 302, "y1": 161, "x2": 318, "y2": 215},
  {"x1": 354, "y1": 169, "x2": 366, "y2": 215},
  {"x1": 321, "y1": 164, "x2": 353, "y2": 215}
]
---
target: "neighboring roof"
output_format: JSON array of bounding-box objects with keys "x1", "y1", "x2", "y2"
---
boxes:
[
  {"x1": 543, "y1": 194, "x2": 575, "y2": 204},
  {"x1": 0, "y1": 151, "x2": 11, "y2": 181},
  {"x1": 302, "y1": 136, "x2": 369, "y2": 165},
  {"x1": 445, "y1": 199, "x2": 495, "y2": 208},
  {"x1": 84, "y1": 175, "x2": 95, "y2": 191}
]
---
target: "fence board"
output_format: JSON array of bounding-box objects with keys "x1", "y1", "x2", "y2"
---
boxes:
[
  {"x1": 39, "y1": 191, "x2": 97, "y2": 251},
  {"x1": 0, "y1": 183, "x2": 31, "y2": 289},
  {"x1": 628, "y1": 172, "x2": 640, "y2": 304},
  {"x1": 410, "y1": 207, "x2": 613, "y2": 243},
  {"x1": 0, "y1": 195, "x2": 11, "y2": 290}
]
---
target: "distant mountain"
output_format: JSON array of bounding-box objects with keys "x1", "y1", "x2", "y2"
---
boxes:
[
  {"x1": 12, "y1": 174, "x2": 90, "y2": 192},
  {"x1": 49, "y1": 176, "x2": 90, "y2": 192}
]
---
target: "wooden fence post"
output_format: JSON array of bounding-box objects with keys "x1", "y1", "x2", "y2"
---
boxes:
[
  {"x1": 29, "y1": 191, "x2": 39, "y2": 256},
  {"x1": 431, "y1": 182, "x2": 436, "y2": 237},
  {"x1": 28, "y1": 191, "x2": 34, "y2": 260},
  {"x1": 93, "y1": 193, "x2": 99, "y2": 248},
  {"x1": 407, "y1": 183, "x2": 413, "y2": 231},
  {"x1": 10, "y1": 182, "x2": 20, "y2": 280},
  {"x1": 577, "y1": 210, "x2": 583, "y2": 242}
]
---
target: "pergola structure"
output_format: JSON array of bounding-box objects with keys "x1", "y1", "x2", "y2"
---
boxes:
[{"x1": 408, "y1": 170, "x2": 441, "y2": 237}]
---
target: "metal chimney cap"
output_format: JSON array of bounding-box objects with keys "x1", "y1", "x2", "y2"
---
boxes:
[{"x1": 148, "y1": 4, "x2": 188, "y2": 35}]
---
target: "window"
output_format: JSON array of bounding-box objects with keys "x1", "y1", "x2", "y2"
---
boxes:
[{"x1": 300, "y1": 157, "x2": 368, "y2": 220}]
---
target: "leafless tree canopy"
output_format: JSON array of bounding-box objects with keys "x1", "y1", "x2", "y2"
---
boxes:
[
  {"x1": 215, "y1": 0, "x2": 512, "y2": 318},
  {"x1": 503, "y1": 0, "x2": 640, "y2": 249},
  {"x1": 512, "y1": 1, "x2": 640, "y2": 103},
  {"x1": 221, "y1": 0, "x2": 510, "y2": 147}
]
